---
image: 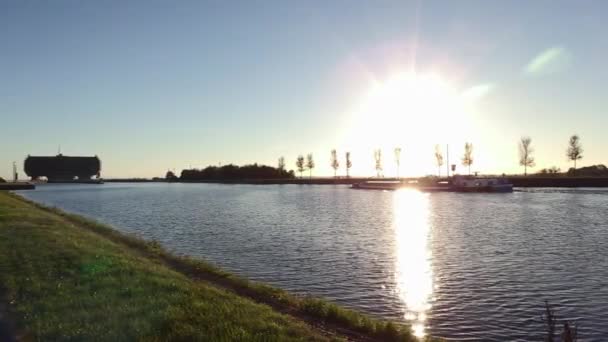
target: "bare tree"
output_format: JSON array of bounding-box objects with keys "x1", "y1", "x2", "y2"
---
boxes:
[
  {"x1": 374, "y1": 149, "x2": 383, "y2": 177},
  {"x1": 330, "y1": 149, "x2": 340, "y2": 177},
  {"x1": 394, "y1": 147, "x2": 402, "y2": 179},
  {"x1": 296, "y1": 155, "x2": 305, "y2": 178},
  {"x1": 462, "y1": 142, "x2": 474, "y2": 175},
  {"x1": 566, "y1": 134, "x2": 583, "y2": 173},
  {"x1": 434, "y1": 145, "x2": 444, "y2": 177},
  {"x1": 519, "y1": 136, "x2": 536, "y2": 176},
  {"x1": 278, "y1": 156, "x2": 286, "y2": 172},
  {"x1": 345, "y1": 152, "x2": 352, "y2": 178},
  {"x1": 306, "y1": 153, "x2": 315, "y2": 179}
]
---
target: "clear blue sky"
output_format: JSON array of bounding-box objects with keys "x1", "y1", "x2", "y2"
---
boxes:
[{"x1": 1, "y1": 1, "x2": 607, "y2": 179}]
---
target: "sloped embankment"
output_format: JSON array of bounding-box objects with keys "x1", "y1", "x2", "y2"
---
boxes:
[{"x1": 0, "y1": 192, "x2": 421, "y2": 341}]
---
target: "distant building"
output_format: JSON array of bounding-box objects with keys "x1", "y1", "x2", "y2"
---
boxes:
[{"x1": 24, "y1": 154, "x2": 101, "y2": 181}]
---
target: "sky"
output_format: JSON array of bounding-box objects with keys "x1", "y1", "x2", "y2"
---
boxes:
[{"x1": 1, "y1": 0, "x2": 607, "y2": 179}]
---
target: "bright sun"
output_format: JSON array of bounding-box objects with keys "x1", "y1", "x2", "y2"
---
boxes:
[{"x1": 344, "y1": 71, "x2": 471, "y2": 175}]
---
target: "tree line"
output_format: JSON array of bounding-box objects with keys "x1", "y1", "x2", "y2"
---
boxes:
[
  {"x1": 288, "y1": 134, "x2": 586, "y2": 179},
  {"x1": 290, "y1": 151, "x2": 350, "y2": 179},
  {"x1": 179, "y1": 163, "x2": 295, "y2": 180},
  {"x1": 171, "y1": 134, "x2": 587, "y2": 180},
  {"x1": 519, "y1": 134, "x2": 584, "y2": 176}
]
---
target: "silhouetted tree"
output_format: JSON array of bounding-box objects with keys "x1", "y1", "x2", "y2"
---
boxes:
[
  {"x1": 306, "y1": 153, "x2": 315, "y2": 179},
  {"x1": 296, "y1": 155, "x2": 305, "y2": 178},
  {"x1": 0, "y1": 177, "x2": 5, "y2": 183},
  {"x1": 394, "y1": 147, "x2": 402, "y2": 179},
  {"x1": 165, "y1": 170, "x2": 178, "y2": 181},
  {"x1": 330, "y1": 149, "x2": 340, "y2": 177},
  {"x1": 180, "y1": 163, "x2": 295, "y2": 181},
  {"x1": 567, "y1": 164, "x2": 608, "y2": 177},
  {"x1": 278, "y1": 156, "x2": 285, "y2": 171},
  {"x1": 538, "y1": 166, "x2": 561, "y2": 175},
  {"x1": 434, "y1": 145, "x2": 444, "y2": 177},
  {"x1": 278, "y1": 156, "x2": 287, "y2": 178},
  {"x1": 330, "y1": 149, "x2": 340, "y2": 178},
  {"x1": 345, "y1": 152, "x2": 352, "y2": 178},
  {"x1": 374, "y1": 149, "x2": 383, "y2": 177},
  {"x1": 566, "y1": 134, "x2": 583, "y2": 174},
  {"x1": 462, "y1": 142, "x2": 474, "y2": 175},
  {"x1": 519, "y1": 136, "x2": 536, "y2": 176}
]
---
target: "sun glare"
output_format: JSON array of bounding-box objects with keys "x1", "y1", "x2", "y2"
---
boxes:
[{"x1": 344, "y1": 71, "x2": 471, "y2": 176}]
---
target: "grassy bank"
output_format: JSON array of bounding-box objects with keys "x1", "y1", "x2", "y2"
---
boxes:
[{"x1": 0, "y1": 191, "x2": 420, "y2": 341}]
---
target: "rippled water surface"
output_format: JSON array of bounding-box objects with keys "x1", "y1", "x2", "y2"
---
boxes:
[{"x1": 19, "y1": 183, "x2": 608, "y2": 341}]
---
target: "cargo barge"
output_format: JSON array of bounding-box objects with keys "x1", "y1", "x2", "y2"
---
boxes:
[
  {"x1": 352, "y1": 176, "x2": 513, "y2": 193},
  {"x1": 24, "y1": 154, "x2": 102, "y2": 183}
]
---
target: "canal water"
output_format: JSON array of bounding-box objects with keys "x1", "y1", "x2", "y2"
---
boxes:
[{"x1": 18, "y1": 183, "x2": 608, "y2": 341}]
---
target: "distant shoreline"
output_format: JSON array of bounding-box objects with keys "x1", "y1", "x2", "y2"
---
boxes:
[
  {"x1": 0, "y1": 182, "x2": 35, "y2": 190},
  {"x1": 508, "y1": 176, "x2": 608, "y2": 188},
  {"x1": 101, "y1": 177, "x2": 608, "y2": 187}
]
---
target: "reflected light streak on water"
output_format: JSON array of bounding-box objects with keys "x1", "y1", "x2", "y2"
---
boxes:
[{"x1": 393, "y1": 189, "x2": 433, "y2": 338}]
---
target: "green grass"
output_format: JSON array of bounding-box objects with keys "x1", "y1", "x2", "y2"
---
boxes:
[{"x1": 0, "y1": 192, "x2": 423, "y2": 341}]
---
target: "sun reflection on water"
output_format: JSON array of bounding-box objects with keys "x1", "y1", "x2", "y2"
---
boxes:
[{"x1": 393, "y1": 189, "x2": 433, "y2": 338}]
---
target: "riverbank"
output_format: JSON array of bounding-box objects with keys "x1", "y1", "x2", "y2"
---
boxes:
[
  {"x1": 105, "y1": 177, "x2": 377, "y2": 184},
  {"x1": 0, "y1": 191, "x2": 420, "y2": 341},
  {"x1": 508, "y1": 176, "x2": 608, "y2": 187},
  {"x1": 105, "y1": 176, "x2": 608, "y2": 187},
  {"x1": 0, "y1": 183, "x2": 35, "y2": 190}
]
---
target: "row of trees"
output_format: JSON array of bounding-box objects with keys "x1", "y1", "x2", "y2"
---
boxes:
[
  {"x1": 285, "y1": 144, "x2": 472, "y2": 179},
  {"x1": 294, "y1": 154, "x2": 315, "y2": 178},
  {"x1": 284, "y1": 151, "x2": 351, "y2": 179},
  {"x1": 285, "y1": 145, "x2": 464, "y2": 179},
  {"x1": 170, "y1": 134, "x2": 584, "y2": 181},
  {"x1": 283, "y1": 134, "x2": 584, "y2": 179},
  {"x1": 519, "y1": 134, "x2": 583, "y2": 176}
]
